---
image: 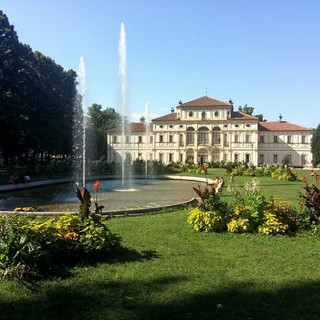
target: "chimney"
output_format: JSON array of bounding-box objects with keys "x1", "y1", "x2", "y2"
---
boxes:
[
  {"x1": 279, "y1": 114, "x2": 283, "y2": 122},
  {"x1": 140, "y1": 116, "x2": 145, "y2": 123},
  {"x1": 171, "y1": 107, "x2": 175, "y2": 113}
]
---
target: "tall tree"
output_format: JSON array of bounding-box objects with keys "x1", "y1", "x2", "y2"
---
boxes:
[
  {"x1": 0, "y1": 10, "x2": 77, "y2": 164},
  {"x1": 87, "y1": 104, "x2": 121, "y2": 160},
  {"x1": 311, "y1": 124, "x2": 320, "y2": 167}
]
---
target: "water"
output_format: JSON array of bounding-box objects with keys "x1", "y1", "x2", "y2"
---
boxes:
[
  {"x1": 77, "y1": 56, "x2": 88, "y2": 188},
  {"x1": 145, "y1": 101, "x2": 150, "y2": 181},
  {"x1": 119, "y1": 22, "x2": 132, "y2": 188},
  {"x1": 0, "y1": 179, "x2": 198, "y2": 213}
]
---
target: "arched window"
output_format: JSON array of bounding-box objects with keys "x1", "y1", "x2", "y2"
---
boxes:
[
  {"x1": 198, "y1": 127, "x2": 209, "y2": 144},
  {"x1": 187, "y1": 127, "x2": 195, "y2": 145},
  {"x1": 212, "y1": 126, "x2": 221, "y2": 144}
]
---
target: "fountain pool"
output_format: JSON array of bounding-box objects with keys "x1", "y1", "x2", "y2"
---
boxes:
[{"x1": 0, "y1": 178, "x2": 199, "y2": 214}]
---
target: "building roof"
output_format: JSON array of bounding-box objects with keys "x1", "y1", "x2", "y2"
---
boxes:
[
  {"x1": 259, "y1": 121, "x2": 313, "y2": 132},
  {"x1": 152, "y1": 112, "x2": 178, "y2": 122},
  {"x1": 230, "y1": 111, "x2": 259, "y2": 121},
  {"x1": 108, "y1": 122, "x2": 153, "y2": 133},
  {"x1": 177, "y1": 96, "x2": 231, "y2": 108}
]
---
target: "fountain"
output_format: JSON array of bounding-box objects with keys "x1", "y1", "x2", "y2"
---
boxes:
[
  {"x1": 0, "y1": 23, "x2": 201, "y2": 215},
  {"x1": 118, "y1": 22, "x2": 132, "y2": 188},
  {"x1": 145, "y1": 101, "x2": 150, "y2": 181},
  {"x1": 74, "y1": 56, "x2": 88, "y2": 188}
]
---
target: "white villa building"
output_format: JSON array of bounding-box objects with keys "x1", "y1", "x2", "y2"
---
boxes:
[{"x1": 106, "y1": 96, "x2": 313, "y2": 167}]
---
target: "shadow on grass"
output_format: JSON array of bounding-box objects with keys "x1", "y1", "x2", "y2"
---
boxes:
[{"x1": 1, "y1": 276, "x2": 320, "y2": 320}]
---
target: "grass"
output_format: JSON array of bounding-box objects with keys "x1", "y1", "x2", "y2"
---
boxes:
[
  {"x1": 1, "y1": 167, "x2": 319, "y2": 319},
  {"x1": 1, "y1": 210, "x2": 320, "y2": 319}
]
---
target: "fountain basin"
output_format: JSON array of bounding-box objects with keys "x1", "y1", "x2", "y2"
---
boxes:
[{"x1": 0, "y1": 176, "x2": 203, "y2": 215}]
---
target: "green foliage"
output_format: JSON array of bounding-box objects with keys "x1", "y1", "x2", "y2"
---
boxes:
[
  {"x1": 299, "y1": 184, "x2": 320, "y2": 227},
  {"x1": 0, "y1": 11, "x2": 77, "y2": 164},
  {"x1": 271, "y1": 165, "x2": 297, "y2": 181},
  {"x1": 187, "y1": 207, "x2": 226, "y2": 232},
  {"x1": 311, "y1": 124, "x2": 320, "y2": 167},
  {"x1": 190, "y1": 177, "x2": 305, "y2": 235},
  {"x1": 0, "y1": 214, "x2": 120, "y2": 279}
]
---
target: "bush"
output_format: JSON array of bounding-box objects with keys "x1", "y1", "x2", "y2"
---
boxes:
[
  {"x1": 187, "y1": 207, "x2": 226, "y2": 232},
  {"x1": 0, "y1": 214, "x2": 120, "y2": 280}
]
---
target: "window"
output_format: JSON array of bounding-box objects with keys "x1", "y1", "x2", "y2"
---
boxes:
[
  {"x1": 245, "y1": 134, "x2": 251, "y2": 143},
  {"x1": 260, "y1": 136, "x2": 264, "y2": 143},
  {"x1": 302, "y1": 154, "x2": 306, "y2": 165},
  {"x1": 234, "y1": 134, "x2": 239, "y2": 143},
  {"x1": 159, "y1": 153, "x2": 163, "y2": 162},
  {"x1": 188, "y1": 111, "x2": 193, "y2": 117},
  {"x1": 198, "y1": 127, "x2": 209, "y2": 144},
  {"x1": 274, "y1": 135, "x2": 278, "y2": 143},
  {"x1": 125, "y1": 136, "x2": 129, "y2": 143},
  {"x1": 212, "y1": 127, "x2": 221, "y2": 144},
  {"x1": 179, "y1": 134, "x2": 183, "y2": 145},
  {"x1": 138, "y1": 136, "x2": 142, "y2": 143},
  {"x1": 150, "y1": 136, "x2": 153, "y2": 143},
  {"x1": 273, "y1": 154, "x2": 278, "y2": 163},
  {"x1": 169, "y1": 135, "x2": 174, "y2": 143},
  {"x1": 287, "y1": 154, "x2": 292, "y2": 164},
  {"x1": 259, "y1": 154, "x2": 264, "y2": 165},
  {"x1": 214, "y1": 111, "x2": 219, "y2": 117},
  {"x1": 287, "y1": 135, "x2": 292, "y2": 144},
  {"x1": 234, "y1": 153, "x2": 239, "y2": 162},
  {"x1": 187, "y1": 127, "x2": 195, "y2": 144},
  {"x1": 201, "y1": 111, "x2": 206, "y2": 119},
  {"x1": 246, "y1": 124, "x2": 251, "y2": 128},
  {"x1": 159, "y1": 135, "x2": 163, "y2": 143},
  {"x1": 112, "y1": 136, "x2": 117, "y2": 143},
  {"x1": 169, "y1": 153, "x2": 173, "y2": 162},
  {"x1": 301, "y1": 135, "x2": 306, "y2": 144},
  {"x1": 224, "y1": 133, "x2": 228, "y2": 145}
]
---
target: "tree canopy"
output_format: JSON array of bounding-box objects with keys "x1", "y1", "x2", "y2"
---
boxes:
[
  {"x1": 239, "y1": 104, "x2": 266, "y2": 121},
  {"x1": 311, "y1": 124, "x2": 320, "y2": 167},
  {"x1": 0, "y1": 10, "x2": 77, "y2": 164},
  {"x1": 86, "y1": 104, "x2": 121, "y2": 160}
]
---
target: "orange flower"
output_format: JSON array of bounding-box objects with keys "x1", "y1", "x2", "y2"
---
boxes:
[
  {"x1": 301, "y1": 176, "x2": 307, "y2": 183},
  {"x1": 93, "y1": 180, "x2": 102, "y2": 192}
]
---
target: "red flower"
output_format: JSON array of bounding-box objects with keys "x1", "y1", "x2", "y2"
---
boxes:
[
  {"x1": 202, "y1": 165, "x2": 207, "y2": 174},
  {"x1": 301, "y1": 176, "x2": 307, "y2": 183},
  {"x1": 93, "y1": 180, "x2": 101, "y2": 192}
]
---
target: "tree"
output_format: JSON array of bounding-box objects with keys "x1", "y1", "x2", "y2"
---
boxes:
[
  {"x1": 239, "y1": 104, "x2": 266, "y2": 121},
  {"x1": 87, "y1": 104, "x2": 121, "y2": 160},
  {"x1": 311, "y1": 124, "x2": 320, "y2": 167},
  {"x1": 0, "y1": 10, "x2": 77, "y2": 164}
]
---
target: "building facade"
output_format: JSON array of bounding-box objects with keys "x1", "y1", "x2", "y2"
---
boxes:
[{"x1": 107, "y1": 96, "x2": 313, "y2": 167}]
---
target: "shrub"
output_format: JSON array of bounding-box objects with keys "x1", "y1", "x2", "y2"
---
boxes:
[
  {"x1": 227, "y1": 218, "x2": 249, "y2": 233},
  {"x1": 258, "y1": 212, "x2": 288, "y2": 235},
  {"x1": 187, "y1": 208, "x2": 226, "y2": 232},
  {"x1": 0, "y1": 214, "x2": 120, "y2": 280}
]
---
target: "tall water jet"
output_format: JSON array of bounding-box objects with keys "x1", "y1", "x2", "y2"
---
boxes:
[
  {"x1": 145, "y1": 101, "x2": 150, "y2": 181},
  {"x1": 77, "y1": 56, "x2": 88, "y2": 187},
  {"x1": 118, "y1": 22, "x2": 131, "y2": 187}
]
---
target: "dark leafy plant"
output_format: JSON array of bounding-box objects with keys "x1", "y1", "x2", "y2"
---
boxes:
[{"x1": 300, "y1": 184, "x2": 320, "y2": 224}]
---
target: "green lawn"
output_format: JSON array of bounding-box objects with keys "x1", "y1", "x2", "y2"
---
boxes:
[
  {"x1": 1, "y1": 168, "x2": 319, "y2": 319},
  {"x1": 1, "y1": 210, "x2": 320, "y2": 319}
]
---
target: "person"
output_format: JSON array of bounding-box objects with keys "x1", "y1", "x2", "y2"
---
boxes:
[{"x1": 24, "y1": 175, "x2": 31, "y2": 183}]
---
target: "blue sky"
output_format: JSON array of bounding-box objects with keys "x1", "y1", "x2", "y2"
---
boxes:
[{"x1": 2, "y1": 0, "x2": 320, "y2": 128}]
